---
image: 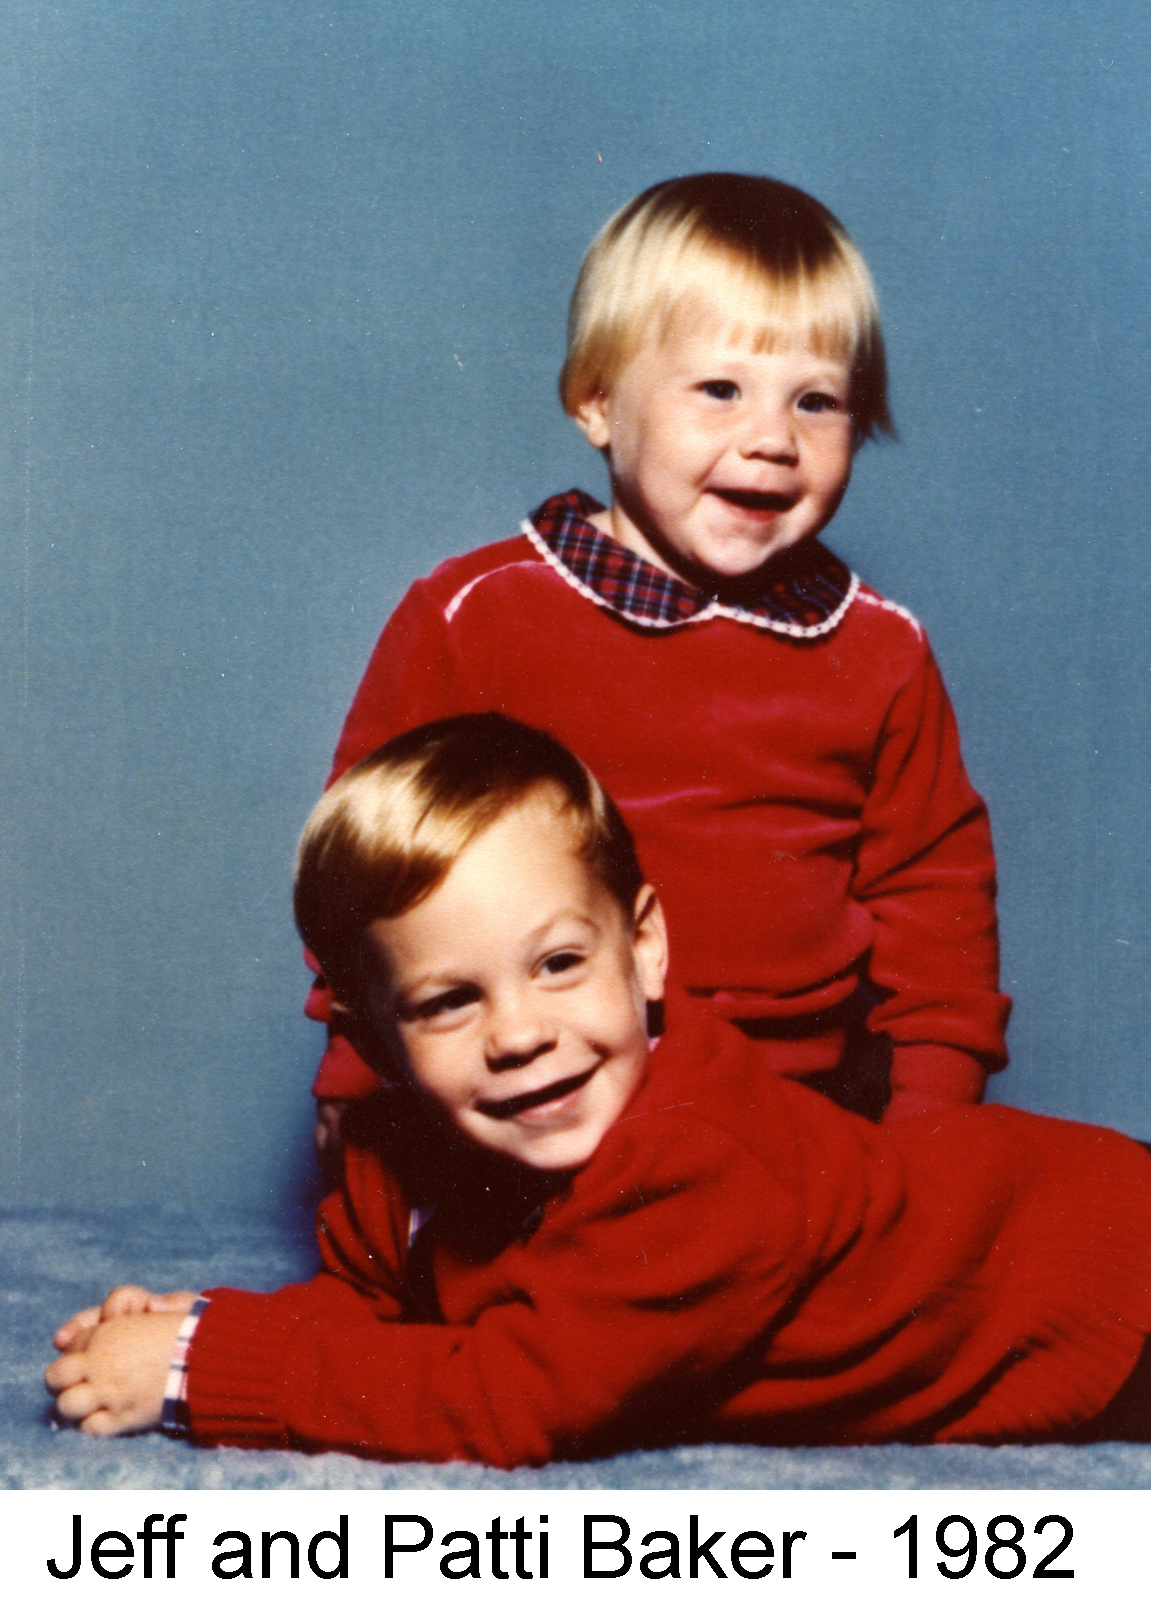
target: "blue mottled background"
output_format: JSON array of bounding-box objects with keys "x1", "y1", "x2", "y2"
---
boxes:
[{"x1": 4, "y1": 1, "x2": 1150, "y2": 1215}]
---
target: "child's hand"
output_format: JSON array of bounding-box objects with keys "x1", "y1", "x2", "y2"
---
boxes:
[
  {"x1": 53, "y1": 1286, "x2": 199, "y2": 1353},
  {"x1": 45, "y1": 1308, "x2": 186, "y2": 1436}
]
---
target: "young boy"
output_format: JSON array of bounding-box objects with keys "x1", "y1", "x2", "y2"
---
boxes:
[
  {"x1": 310, "y1": 173, "x2": 1010, "y2": 1141},
  {"x1": 46, "y1": 716, "x2": 1151, "y2": 1459}
]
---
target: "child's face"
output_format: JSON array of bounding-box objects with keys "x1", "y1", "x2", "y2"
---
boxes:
[
  {"x1": 576, "y1": 319, "x2": 853, "y2": 589},
  {"x1": 356, "y1": 794, "x2": 668, "y2": 1173}
]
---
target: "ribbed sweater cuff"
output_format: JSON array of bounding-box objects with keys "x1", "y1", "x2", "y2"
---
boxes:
[
  {"x1": 184, "y1": 1287, "x2": 296, "y2": 1447},
  {"x1": 941, "y1": 1131, "x2": 1151, "y2": 1441}
]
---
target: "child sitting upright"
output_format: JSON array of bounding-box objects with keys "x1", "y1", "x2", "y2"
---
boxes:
[
  {"x1": 311, "y1": 172, "x2": 1010, "y2": 1132},
  {"x1": 46, "y1": 715, "x2": 1151, "y2": 1459}
]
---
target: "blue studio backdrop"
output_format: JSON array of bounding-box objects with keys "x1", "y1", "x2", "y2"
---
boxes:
[{"x1": 3, "y1": 1, "x2": 1150, "y2": 1214}]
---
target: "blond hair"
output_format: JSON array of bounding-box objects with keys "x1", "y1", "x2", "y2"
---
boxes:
[
  {"x1": 560, "y1": 173, "x2": 892, "y2": 445},
  {"x1": 295, "y1": 713, "x2": 645, "y2": 1002}
]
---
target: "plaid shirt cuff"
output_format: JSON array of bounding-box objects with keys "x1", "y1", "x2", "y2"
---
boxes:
[{"x1": 159, "y1": 1295, "x2": 210, "y2": 1432}]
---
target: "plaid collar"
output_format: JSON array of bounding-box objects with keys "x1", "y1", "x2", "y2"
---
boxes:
[{"x1": 523, "y1": 490, "x2": 857, "y2": 637}]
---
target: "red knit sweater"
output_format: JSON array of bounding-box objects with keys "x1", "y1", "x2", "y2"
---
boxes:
[
  {"x1": 311, "y1": 500, "x2": 1009, "y2": 1105},
  {"x1": 187, "y1": 997, "x2": 1151, "y2": 1463}
]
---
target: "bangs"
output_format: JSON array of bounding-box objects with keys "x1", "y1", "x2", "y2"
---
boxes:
[
  {"x1": 294, "y1": 714, "x2": 647, "y2": 1002},
  {"x1": 653, "y1": 243, "x2": 869, "y2": 366},
  {"x1": 560, "y1": 173, "x2": 893, "y2": 442}
]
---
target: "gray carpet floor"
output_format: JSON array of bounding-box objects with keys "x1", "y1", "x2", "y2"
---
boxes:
[{"x1": 6, "y1": 1207, "x2": 1151, "y2": 1490}]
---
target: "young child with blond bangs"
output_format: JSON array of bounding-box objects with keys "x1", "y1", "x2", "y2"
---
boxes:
[
  {"x1": 45, "y1": 716, "x2": 1151, "y2": 1460},
  {"x1": 309, "y1": 172, "x2": 1010, "y2": 1149}
]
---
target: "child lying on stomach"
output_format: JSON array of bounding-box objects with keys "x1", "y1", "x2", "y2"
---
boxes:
[{"x1": 46, "y1": 714, "x2": 1151, "y2": 1462}]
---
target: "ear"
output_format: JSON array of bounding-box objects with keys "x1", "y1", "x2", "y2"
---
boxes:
[
  {"x1": 631, "y1": 884, "x2": 668, "y2": 1003},
  {"x1": 573, "y1": 390, "x2": 612, "y2": 451}
]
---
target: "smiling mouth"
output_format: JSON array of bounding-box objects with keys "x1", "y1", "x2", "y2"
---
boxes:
[
  {"x1": 712, "y1": 488, "x2": 796, "y2": 513},
  {"x1": 477, "y1": 1068, "x2": 595, "y2": 1121}
]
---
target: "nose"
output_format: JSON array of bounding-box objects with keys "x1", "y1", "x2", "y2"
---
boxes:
[
  {"x1": 740, "y1": 401, "x2": 798, "y2": 465},
  {"x1": 484, "y1": 989, "x2": 557, "y2": 1073}
]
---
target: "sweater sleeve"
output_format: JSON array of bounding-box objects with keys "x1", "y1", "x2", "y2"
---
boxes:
[
  {"x1": 852, "y1": 638, "x2": 1011, "y2": 1075},
  {"x1": 328, "y1": 576, "x2": 486, "y2": 784},
  {"x1": 184, "y1": 1120, "x2": 808, "y2": 1467}
]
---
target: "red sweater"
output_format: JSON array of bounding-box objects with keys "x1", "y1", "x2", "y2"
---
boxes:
[
  {"x1": 311, "y1": 496, "x2": 1009, "y2": 1104},
  {"x1": 187, "y1": 997, "x2": 1151, "y2": 1463}
]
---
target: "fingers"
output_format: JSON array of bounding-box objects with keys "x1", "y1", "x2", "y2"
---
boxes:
[
  {"x1": 53, "y1": 1306, "x2": 101, "y2": 1351},
  {"x1": 80, "y1": 1408, "x2": 130, "y2": 1437},
  {"x1": 50, "y1": 1381, "x2": 141, "y2": 1436},
  {"x1": 145, "y1": 1290, "x2": 199, "y2": 1314},
  {"x1": 46, "y1": 1310, "x2": 180, "y2": 1438},
  {"x1": 50, "y1": 1375, "x2": 102, "y2": 1425},
  {"x1": 45, "y1": 1351, "x2": 88, "y2": 1395},
  {"x1": 54, "y1": 1284, "x2": 160, "y2": 1350},
  {"x1": 53, "y1": 1285, "x2": 157, "y2": 1350},
  {"x1": 101, "y1": 1286, "x2": 156, "y2": 1320},
  {"x1": 56, "y1": 1286, "x2": 197, "y2": 1343}
]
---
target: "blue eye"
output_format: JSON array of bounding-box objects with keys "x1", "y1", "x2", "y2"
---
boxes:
[
  {"x1": 701, "y1": 380, "x2": 739, "y2": 401},
  {"x1": 797, "y1": 391, "x2": 843, "y2": 414}
]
